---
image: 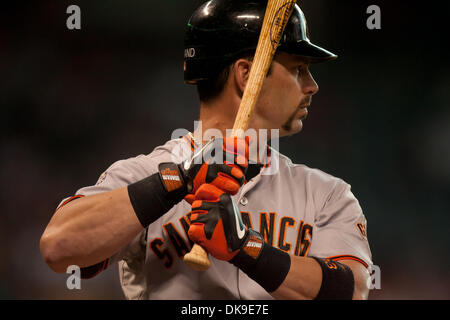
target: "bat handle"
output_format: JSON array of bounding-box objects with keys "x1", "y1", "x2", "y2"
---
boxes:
[{"x1": 183, "y1": 243, "x2": 211, "y2": 271}]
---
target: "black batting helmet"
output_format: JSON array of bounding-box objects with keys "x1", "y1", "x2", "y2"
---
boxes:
[{"x1": 184, "y1": 0, "x2": 337, "y2": 84}]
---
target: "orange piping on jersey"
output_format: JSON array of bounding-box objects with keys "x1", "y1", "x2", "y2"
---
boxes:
[
  {"x1": 191, "y1": 134, "x2": 200, "y2": 149},
  {"x1": 97, "y1": 258, "x2": 109, "y2": 274},
  {"x1": 80, "y1": 258, "x2": 109, "y2": 279},
  {"x1": 326, "y1": 255, "x2": 369, "y2": 269},
  {"x1": 183, "y1": 135, "x2": 195, "y2": 152},
  {"x1": 56, "y1": 195, "x2": 85, "y2": 211}
]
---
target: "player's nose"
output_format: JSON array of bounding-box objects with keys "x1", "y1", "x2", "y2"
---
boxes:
[{"x1": 302, "y1": 71, "x2": 319, "y2": 96}]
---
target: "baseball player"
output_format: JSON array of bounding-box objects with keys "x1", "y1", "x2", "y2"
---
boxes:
[{"x1": 40, "y1": 0, "x2": 372, "y2": 300}]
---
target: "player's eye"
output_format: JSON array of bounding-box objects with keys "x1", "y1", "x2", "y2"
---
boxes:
[
  {"x1": 297, "y1": 65, "x2": 306, "y2": 73},
  {"x1": 292, "y1": 64, "x2": 308, "y2": 76},
  {"x1": 297, "y1": 64, "x2": 311, "y2": 77}
]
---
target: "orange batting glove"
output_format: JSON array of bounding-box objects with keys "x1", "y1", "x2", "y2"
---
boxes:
[
  {"x1": 181, "y1": 137, "x2": 250, "y2": 204},
  {"x1": 187, "y1": 183, "x2": 258, "y2": 261},
  {"x1": 187, "y1": 184, "x2": 291, "y2": 294}
]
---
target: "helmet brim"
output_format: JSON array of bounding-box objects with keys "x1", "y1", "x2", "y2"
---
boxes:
[{"x1": 280, "y1": 40, "x2": 338, "y2": 63}]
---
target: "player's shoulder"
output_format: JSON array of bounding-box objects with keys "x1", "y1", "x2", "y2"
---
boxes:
[
  {"x1": 277, "y1": 150, "x2": 344, "y2": 185},
  {"x1": 275, "y1": 150, "x2": 352, "y2": 204},
  {"x1": 144, "y1": 137, "x2": 191, "y2": 162},
  {"x1": 102, "y1": 137, "x2": 189, "y2": 181}
]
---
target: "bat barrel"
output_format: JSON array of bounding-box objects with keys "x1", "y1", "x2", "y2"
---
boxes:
[{"x1": 184, "y1": 0, "x2": 296, "y2": 272}]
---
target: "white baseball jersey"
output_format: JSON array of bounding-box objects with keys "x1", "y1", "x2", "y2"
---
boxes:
[{"x1": 58, "y1": 134, "x2": 372, "y2": 299}]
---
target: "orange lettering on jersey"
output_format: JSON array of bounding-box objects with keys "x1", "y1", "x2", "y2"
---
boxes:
[
  {"x1": 150, "y1": 238, "x2": 173, "y2": 269},
  {"x1": 301, "y1": 224, "x2": 313, "y2": 257},
  {"x1": 356, "y1": 222, "x2": 367, "y2": 238},
  {"x1": 259, "y1": 212, "x2": 277, "y2": 246},
  {"x1": 294, "y1": 221, "x2": 313, "y2": 256},
  {"x1": 240, "y1": 211, "x2": 253, "y2": 230},
  {"x1": 278, "y1": 216, "x2": 295, "y2": 252},
  {"x1": 163, "y1": 223, "x2": 190, "y2": 257},
  {"x1": 294, "y1": 220, "x2": 304, "y2": 256}
]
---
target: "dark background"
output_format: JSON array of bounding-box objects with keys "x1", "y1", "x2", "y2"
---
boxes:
[{"x1": 1, "y1": 0, "x2": 449, "y2": 299}]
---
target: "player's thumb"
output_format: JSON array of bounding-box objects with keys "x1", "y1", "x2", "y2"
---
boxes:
[
  {"x1": 194, "y1": 183, "x2": 224, "y2": 201},
  {"x1": 184, "y1": 193, "x2": 196, "y2": 205}
]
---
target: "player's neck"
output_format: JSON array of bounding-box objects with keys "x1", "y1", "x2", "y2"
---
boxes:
[
  {"x1": 196, "y1": 102, "x2": 267, "y2": 165},
  {"x1": 198, "y1": 98, "x2": 239, "y2": 139}
]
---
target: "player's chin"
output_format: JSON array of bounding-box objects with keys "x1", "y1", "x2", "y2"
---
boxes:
[{"x1": 280, "y1": 119, "x2": 303, "y2": 137}]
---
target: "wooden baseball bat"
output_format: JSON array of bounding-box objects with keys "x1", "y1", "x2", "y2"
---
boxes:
[{"x1": 183, "y1": 0, "x2": 297, "y2": 271}]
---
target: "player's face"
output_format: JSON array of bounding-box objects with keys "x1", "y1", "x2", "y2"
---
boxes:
[{"x1": 253, "y1": 52, "x2": 319, "y2": 137}]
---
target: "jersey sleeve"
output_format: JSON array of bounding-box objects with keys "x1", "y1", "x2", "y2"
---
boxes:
[
  {"x1": 60, "y1": 156, "x2": 159, "y2": 205},
  {"x1": 54, "y1": 139, "x2": 188, "y2": 278},
  {"x1": 308, "y1": 180, "x2": 373, "y2": 268},
  {"x1": 56, "y1": 138, "x2": 188, "y2": 209}
]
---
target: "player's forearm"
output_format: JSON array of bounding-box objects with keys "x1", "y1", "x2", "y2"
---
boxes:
[
  {"x1": 41, "y1": 168, "x2": 190, "y2": 273},
  {"x1": 270, "y1": 256, "x2": 322, "y2": 300},
  {"x1": 40, "y1": 187, "x2": 143, "y2": 273},
  {"x1": 271, "y1": 256, "x2": 370, "y2": 300}
]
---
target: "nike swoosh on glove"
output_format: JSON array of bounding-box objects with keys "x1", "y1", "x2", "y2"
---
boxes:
[{"x1": 187, "y1": 183, "x2": 263, "y2": 261}]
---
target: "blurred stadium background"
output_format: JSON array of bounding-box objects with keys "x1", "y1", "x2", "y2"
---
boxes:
[{"x1": 1, "y1": 0, "x2": 449, "y2": 299}]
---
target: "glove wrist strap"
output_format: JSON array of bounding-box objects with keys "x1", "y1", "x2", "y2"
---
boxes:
[
  {"x1": 127, "y1": 163, "x2": 187, "y2": 228},
  {"x1": 231, "y1": 230, "x2": 291, "y2": 293},
  {"x1": 157, "y1": 162, "x2": 187, "y2": 194}
]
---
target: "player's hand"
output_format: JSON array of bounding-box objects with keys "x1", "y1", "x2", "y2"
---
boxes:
[
  {"x1": 187, "y1": 183, "x2": 263, "y2": 262},
  {"x1": 180, "y1": 137, "x2": 250, "y2": 202}
]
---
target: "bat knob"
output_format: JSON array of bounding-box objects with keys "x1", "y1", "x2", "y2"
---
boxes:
[{"x1": 183, "y1": 244, "x2": 211, "y2": 271}]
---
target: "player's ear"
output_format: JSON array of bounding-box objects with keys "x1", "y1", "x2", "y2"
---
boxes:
[{"x1": 232, "y1": 58, "x2": 252, "y2": 97}]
